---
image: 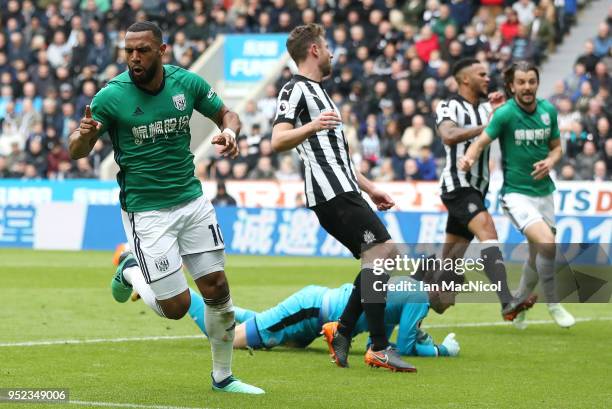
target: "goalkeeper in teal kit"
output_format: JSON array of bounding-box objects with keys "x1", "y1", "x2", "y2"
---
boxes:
[{"x1": 117, "y1": 252, "x2": 462, "y2": 358}]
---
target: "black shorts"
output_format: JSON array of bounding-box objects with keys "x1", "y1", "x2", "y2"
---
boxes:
[
  {"x1": 441, "y1": 187, "x2": 487, "y2": 241},
  {"x1": 312, "y1": 192, "x2": 391, "y2": 259}
]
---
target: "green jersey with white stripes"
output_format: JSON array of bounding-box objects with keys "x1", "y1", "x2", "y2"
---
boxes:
[
  {"x1": 485, "y1": 98, "x2": 560, "y2": 197},
  {"x1": 91, "y1": 65, "x2": 223, "y2": 212}
]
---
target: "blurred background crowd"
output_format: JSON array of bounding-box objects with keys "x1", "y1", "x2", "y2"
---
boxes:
[{"x1": 0, "y1": 0, "x2": 610, "y2": 183}]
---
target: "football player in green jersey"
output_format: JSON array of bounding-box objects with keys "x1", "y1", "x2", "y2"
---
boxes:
[
  {"x1": 69, "y1": 21, "x2": 264, "y2": 394},
  {"x1": 459, "y1": 61, "x2": 575, "y2": 329}
]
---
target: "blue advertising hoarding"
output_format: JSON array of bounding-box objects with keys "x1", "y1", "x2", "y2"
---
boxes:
[{"x1": 224, "y1": 34, "x2": 289, "y2": 82}]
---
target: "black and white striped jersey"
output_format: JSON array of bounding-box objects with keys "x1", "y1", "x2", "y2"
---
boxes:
[
  {"x1": 274, "y1": 75, "x2": 360, "y2": 207},
  {"x1": 436, "y1": 95, "x2": 493, "y2": 195}
]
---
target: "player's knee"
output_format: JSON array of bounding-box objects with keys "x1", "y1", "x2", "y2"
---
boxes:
[{"x1": 200, "y1": 271, "x2": 229, "y2": 299}]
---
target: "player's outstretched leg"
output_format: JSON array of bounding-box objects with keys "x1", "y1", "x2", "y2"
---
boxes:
[{"x1": 364, "y1": 346, "x2": 417, "y2": 373}]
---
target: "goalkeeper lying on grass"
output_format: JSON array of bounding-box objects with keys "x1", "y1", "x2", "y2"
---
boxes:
[{"x1": 113, "y1": 251, "x2": 461, "y2": 358}]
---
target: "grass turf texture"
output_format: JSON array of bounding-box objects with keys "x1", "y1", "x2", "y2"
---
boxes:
[{"x1": 1, "y1": 249, "x2": 611, "y2": 409}]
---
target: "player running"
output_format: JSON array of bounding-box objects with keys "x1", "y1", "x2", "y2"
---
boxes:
[
  {"x1": 271, "y1": 24, "x2": 414, "y2": 372},
  {"x1": 69, "y1": 21, "x2": 263, "y2": 394},
  {"x1": 459, "y1": 61, "x2": 575, "y2": 329},
  {"x1": 435, "y1": 58, "x2": 537, "y2": 321},
  {"x1": 114, "y1": 252, "x2": 461, "y2": 364}
]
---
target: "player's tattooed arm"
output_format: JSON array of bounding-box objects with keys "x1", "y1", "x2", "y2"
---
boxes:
[
  {"x1": 211, "y1": 105, "x2": 240, "y2": 158},
  {"x1": 437, "y1": 121, "x2": 486, "y2": 146},
  {"x1": 69, "y1": 105, "x2": 102, "y2": 160},
  {"x1": 532, "y1": 138, "x2": 562, "y2": 180},
  {"x1": 459, "y1": 131, "x2": 493, "y2": 172}
]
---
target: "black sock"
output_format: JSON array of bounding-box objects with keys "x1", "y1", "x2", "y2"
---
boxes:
[
  {"x1": 338, "y1": 272, "x2": 363, "y2": 338},
  {"x1": 481, "y1": 246, "x2": 513, "y2": 306},
  {"x1": 360, "y1": 268, "x2": 389, "y2": 351}
]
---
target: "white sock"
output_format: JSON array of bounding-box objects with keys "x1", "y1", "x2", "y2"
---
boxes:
[
  {"x1": 123, "y1": 266, "x2": 165, "y2": 317},
  {"x1": 536, "y1": 254, "x2": 557, "y2": 303},
  {"x1": 515, "y1": 260, "x2": 539, "y2": 301},
  {"x1": 205, "y1": 295, "x2": 234, "y2": 384}
]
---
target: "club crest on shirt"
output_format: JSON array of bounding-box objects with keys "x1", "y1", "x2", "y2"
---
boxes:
[
  {"x1": 155, "y1": 255, "x2": 170, "y2": 273},
  {"x1": 363, "y1": 230, "x2": 376, "y2": 244},
  {"x1": 172, "y1": 93, "x2": 186, "y2": 111},
  {"x1": 541, "y1": 112, "x2": 551, "y2": 126}
]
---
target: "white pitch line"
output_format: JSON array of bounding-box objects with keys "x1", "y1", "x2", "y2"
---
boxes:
[
  {"x1": 70, "y1": 400, "x2": 215, "y2": 409},
  {"x1": 2, "y1": 317, "x2": 612, "y2": 348},
  {"x1": 422, "y1": 316, "x2": 612, "y2": 329},
  {"x1": 0, "y1": 334, "x2": 205, "y2": 347}
]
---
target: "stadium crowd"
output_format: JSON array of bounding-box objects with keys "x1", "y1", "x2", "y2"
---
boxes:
[{"x1": 0, "y1": 0, "x2": 610, "y2": 182}]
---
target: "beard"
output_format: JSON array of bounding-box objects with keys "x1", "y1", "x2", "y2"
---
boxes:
[
  {"x1": 130, "y1": 59, "x2": 158, "y2": 85},
  {"x1": 516, "y1": 91, "x2": 535, "y2": 105},
  {"x1": 320, "y1": 59, "x2": 332, "y2": 78}
]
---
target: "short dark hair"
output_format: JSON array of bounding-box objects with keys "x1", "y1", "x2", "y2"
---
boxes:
[
  {"x1": 451, "y1": 58, "x2": 480, "y2": 79},
  {"x1": 503, "y1": 61, "x2": 540, "y2": 97},
  {"x1": 127, "y1": 21, "x2": 163, "y2": 44},
  {"x1": 286, "y1": 23, "x2": 325, "y2": 63}
]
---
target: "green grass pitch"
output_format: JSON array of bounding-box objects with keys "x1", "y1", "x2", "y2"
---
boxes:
[{"x1": 2, "y1": 249, "x2": 612, "y2": 409}]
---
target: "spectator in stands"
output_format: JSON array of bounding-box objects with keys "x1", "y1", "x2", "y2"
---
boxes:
[
  {"x1": 232, "y1": 161, "x2": 249, "y2": 180},
  {"x1": 275, "y1": 155, "x2": 301, "y2": 181},
  {"x1": 215, "y1": 158, "x2": 233, "y2": 180},
  {"x1": 576, "y1": 141, "x2": 601, "y2": 180},
  {"x1": 603, "y1": 139, "x2": 612, "y2": 178},
  {"x1": 257, "y1": 84, "x2": 277, "y2": 126},
  {"x1": 594, "y1": 117, "x2": 611, "y2": 143},
  {"x1": 593, "y1": 160, "x2": 607, "y2": 181},
  {"x1": 593, "y1": 22, "x2": 612, "y2": 58},
  {"x1": 46, "y1": 139, "x2": 71, "y2": 179},
  {"x1": 402, "y1": 114, "x2": 433, "y2": 158},
  {"x1": 72, "y1": 157, "x2": 96, "y2": 178},
  {"x1": 558, "y1": 163, "x2": 577, "y2": 181},
  {"x1": 590, "y1": 62, "x2": 610, "y2": 94},
  {"x1": 415, "y1": 146, "x2": 437, "y2": 181},
  {"x1": 415, "y1": 25, "x2": 439, "y2": 63},
  {"x1": 549, "y1": 80, "x2": 569, "y2": 107},
  {"x1": 249, "y1": 156, "x2": 275, "y2": 180},
  {"x1": 47, "y1": 31, "x2": 72, "y2": 69},
  {"x1": 575, "y1": 40, "x2": 601, "y2": 75},
  {"x1": 374, "y1": 158, "x2": 395, "y2": 182},
  {"x1": 403, "y1": 158, "x2": 421, "y2": 181},
  {"x1": 391, "y1": 141, "x2": 409, "y2": 181},
  {"x1": 212, "y1": 181, "x2": 238, "y2": 207},
  {"x1": 0, "y1": 155, "x2": 10, "y2": 177},
  {"x1": 565, "y1": 62, "x2": 589, "y2": 103},
  {"x1": 361, "y1": 124, "x2": 382, "y2": 166},
  {"x1": 529, "y1": 6, "x2": 555, "y2": 55},
  {"x1": 25, "y1": 137, "x2": 47, "y2": 177},
  {"x1": 432, "y1": 4, "x2": 457, "y2": 39},
  {"x1": 242, "y1": 100, "x2": 269, "y2": 135},
  {"x1": 500, "y1": 9, "x2": 520, "y2": 44},
  {"x1": 513, "y1": 0, "x2": 536, "y2": 26}
]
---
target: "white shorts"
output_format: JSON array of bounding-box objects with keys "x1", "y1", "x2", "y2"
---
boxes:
[
  {"x1": 121, "y1": 196, "x2": 225, "y2": 298},
  {"x1": 500, "y1": 192, "x2": 555, "y2": 233}
]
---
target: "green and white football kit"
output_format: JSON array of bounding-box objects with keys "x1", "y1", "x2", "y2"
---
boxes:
[
  {"x1": 92, "y1": 65, "x2": 225, "y2": 299},
  {"x1": 485, "y1": 98, "x2": 560, "y2": 233}
]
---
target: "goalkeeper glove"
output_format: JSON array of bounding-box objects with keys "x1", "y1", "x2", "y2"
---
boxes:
[
  {"x1": 416, "y1": 328, "x2": 434, "y2": 345},
  {"x1": 439, "y1": 332, "x2": 460, "y2": 357}
]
